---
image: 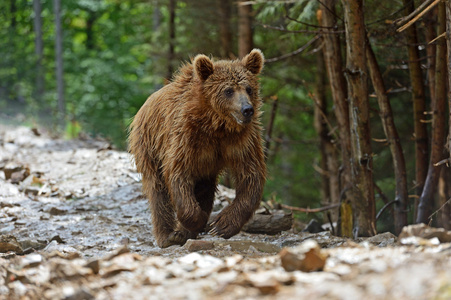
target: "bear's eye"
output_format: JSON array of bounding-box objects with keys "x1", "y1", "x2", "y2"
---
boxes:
[
  {"x1": 224, "y1": 88, "x2": 234, "y2": 98},
  {"x1": 246, "y1": 86, "x2": 253, "y2": 96}
]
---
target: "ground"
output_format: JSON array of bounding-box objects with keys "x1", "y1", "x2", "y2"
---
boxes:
[{"x1": 1, "y1": 124, "x2": 451, "y2": 299}]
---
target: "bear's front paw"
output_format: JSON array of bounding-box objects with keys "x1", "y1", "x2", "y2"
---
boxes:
[
  {"x1": 208, "y1": 214, "x2": 241, "y2": 239},
  {"x1": 177, "y1": 206, "x2": 209, "y2": 232}
]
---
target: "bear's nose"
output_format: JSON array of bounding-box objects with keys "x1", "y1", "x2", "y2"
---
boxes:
[{"x1": 241, "y1": 105, "x2": 254, "y2": 118}]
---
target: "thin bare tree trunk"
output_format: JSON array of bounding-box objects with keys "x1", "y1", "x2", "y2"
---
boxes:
[
  {"x1": 438, "y1": 167, "x2": 451, "y2": 229},
  {"x1": 424, "y1": 10, "x2": 437, "y2": 106},
  {"x1": 314, "y1": 38, "x2": 340, "y2": 223},
  {"x1": 342, "y1": 0, "x2": 376, "y2": 237},
  {"x1": 167, "y1": 0, "x2": 176, "y2": 79},
  {"x1": 320, "y1": 0, "x2": 353, "y2": 237},
  {"x1": 446, "y1": 1, "x2": 451, "y2": 163},
  {"x1": 33, "y1": 0, "x2": 44, "y2": 106},
  {"x1": 218, "y1": 0, "x2": 232, "y2": 58},
  {"x1": 366, "y1": 39, "x2": 408, "y2": 235},
  {"x1": 417, "y1": 2, "x2": 448, "y2": 224},
  {"x1": 238, "y1": 1, "x2": 253, "y2": 58},
  {"x1": 402, "y1": 0, "x2": 429, "y2": 200},
  {"x1": 54, "y1": 0, "x2": 65, "y2": 125}
]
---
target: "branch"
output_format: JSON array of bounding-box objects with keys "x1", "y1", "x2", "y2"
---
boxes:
[
  {"x1": 281, "y1": 203, "x2": 340, "y2": 213},
  {"x1": 265, "y1": 35, "x2": 320, "y2": 63},
  {"x1": 376, "y1": 200, "x2": 397, "y2": 221},
  {"x1": 397, "y1": 0, "x2": 440, "y2": 32}
]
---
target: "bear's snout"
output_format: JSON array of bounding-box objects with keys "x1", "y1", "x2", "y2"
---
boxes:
[{"x1": 241, "y1": 104, "x2": 254, "y2": 118}]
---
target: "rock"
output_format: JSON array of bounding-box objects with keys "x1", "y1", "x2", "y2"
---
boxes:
[
  {"x1": 47, "y1": 206, "x2": 71, "y2": 216},
  {"x1": 399, "y1": 224, "x2": 451, "y2": 243},
  {"x1": 280, "y1": 239, "x2": 328, "y2": 272},
  {"x1": 85, "y1": 259, "x2": 100, "y2": 274},
  {"x1": 0, "y1": 235, "x2": 23, "y2": 253},
  {"x1": 3, "y1": 163, "x2": 25, "y2": 180},
  {"x1": 365, "y1": 232, "x2": 397, "y2": 247},
  {"x1": 20, "y1": 253, "x2": 43, "y2": 268},
  {"x1": 302, "y1": 219, "x2": 325, "y2": 233},
  {"x1": 184, "y1": 240, "x2": 215, "y2": 252},
  {"x1": 213, "y1": 240, "x2": 281, "y2": 254},
  {"x1": 10, "y1": 169, "x2": 30, "y2": 184}
]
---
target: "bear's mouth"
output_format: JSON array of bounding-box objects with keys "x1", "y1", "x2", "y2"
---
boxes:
[{"x1": 231, "y1": 112, "x2": 251, "y2": 126}]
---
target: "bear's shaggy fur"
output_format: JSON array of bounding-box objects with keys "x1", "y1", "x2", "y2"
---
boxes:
[{"x1": 128, "y1": 49, "x2": 266, "y2": 248}]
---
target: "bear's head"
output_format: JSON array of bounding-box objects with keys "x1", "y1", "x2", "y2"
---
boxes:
[{"x1": 193, "y1": 49, "x2": 264, "y2": 130}]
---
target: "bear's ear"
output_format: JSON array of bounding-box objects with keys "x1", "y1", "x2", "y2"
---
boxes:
[
  {"x1": 193, "y1": 54, "x2": 214, "y2": 81},
  {"x1": 242, "y1": 49, "x2": 264, "y2": 75}
]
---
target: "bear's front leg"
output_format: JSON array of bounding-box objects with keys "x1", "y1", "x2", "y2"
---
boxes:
[
  {"x1": 210, "y1": 175, "x2": 264, "y2": 238},
  {"x1": 171, "y1": 179, "x2": 210, "y2": 232}
]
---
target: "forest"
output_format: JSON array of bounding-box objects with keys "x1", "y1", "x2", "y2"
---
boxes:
[{"x1": 1, "y1": 0, "x2": 451, "y2": 237}]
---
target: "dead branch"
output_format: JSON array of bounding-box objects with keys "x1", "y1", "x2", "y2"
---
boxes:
[
  {"x1": 397, "y1": 0, "x2": 440, "y2": 32},
  {"x1": 265, "y1": 35, "x2": 320, "y2": 63},
  {"x1": 281, "y1": 203, "x2": 340, "y2": 213},
  {"x1": 429, "y1": 32, "x2": 446, "y2": 44}
]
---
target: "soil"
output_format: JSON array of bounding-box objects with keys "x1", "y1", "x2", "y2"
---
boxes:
[{"x1": 1, "y1": 124, "x2": 451, "y2": 300}]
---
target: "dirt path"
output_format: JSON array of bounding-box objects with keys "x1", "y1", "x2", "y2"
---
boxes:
[{"x1": 1, "y1": 125, "x2": 451, "y2": 299}]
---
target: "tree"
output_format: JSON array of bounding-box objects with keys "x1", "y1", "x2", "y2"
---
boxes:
[
  {"x1": 218, "y1": 0, "x2": 232, "y2": 58},
  {"x1": 314, "y1": 9, "x2": 339, "y2": 225},
  {"x1": 417, "y1": 2, "x2": 448, "y2": 224},
  {"x1": 342, "y1": 0, "x2": 376, "y2": 236},
  {"x1": 167, "y1": 0, "x2": 176, "y2": 79},
  {"x1": 402, "y1": 0, "x2": 429, "y2": 201},
  {"x1": 320, "y1": 0, "x2": 354, "y2": 237},
  {"x1": 366, "y1": 39, "x2": 408, "y2": 234},
  {"x1": 33, "y1": 0, "x2": 44, "y2": 106},
  {"x1": 54, "y1": 0, "x2": 65, "y2": 124},
  {"x1": 238, "y1": 1, "x2": 253, "y2": 58}
]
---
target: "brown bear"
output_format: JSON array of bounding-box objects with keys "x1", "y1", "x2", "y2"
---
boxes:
[{"x1": 128, "y1": 49, "x2": 266, "y2": 248}]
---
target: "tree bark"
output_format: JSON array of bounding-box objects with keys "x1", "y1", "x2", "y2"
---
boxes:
[
  {"x1": 438, "y1": 167, "x2": 451, "y2": 229},
  {"x1": 314, "y1": 38, "x2": 340, "y2": 222},
  {"x1": 167, "y1": 0, "x2": 176, "y2": 79},
  {"x1": 416, "y1": 2, "x2": 448, "y2": 224},
  {"x1": 218, "y1": 0, "x2": 233, "y2": 58},
  {"x1": 86, "y1": 11, "x2": 96, "y2": 50},
  {"x1": 320, "y1": 0, "x2": 353, "y2": 237},
  {"x1": 366, "y1": 39, "x2": 408, "y2": 235},
  {"x1": 402, "y1": 0, "x2": 429, "y2": 199},
  {"x1": 33, "y1": 0, "x2": 45, "y2": 105},
  {"x1": 446, "y1": 1, "x2": 451, "y2": 163},
  {"x1": 424, "y1": 9, "x2": 437, "y2": 106},
  {"x1": 238, "y1": 1, "x2": 253, "y2": 58},
  {"x1": 342, "y1": 0, "x2": 376, "y2": 237},
  {"x1": 54, "y1": 0, "x2": 65, "y2": 124}
]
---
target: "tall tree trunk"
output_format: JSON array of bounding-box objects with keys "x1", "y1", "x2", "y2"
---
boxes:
[
  {"x1": 424, "y1": 9, "x2": 437, "y2": 106},
  {"x1": 438, "y1": 167, "x2": 451, "y2": 229},
  {"x1": 218, "y1": 0, "x2": 232, "y2": 58},
  {"x1": 446, "y1": 1, "x2": 451, "y2": 164},
  {"x1": 238, "y1": 1, "x2": 253, "y2": 58},
  {"x1": 54, "y1": 0, "x2": 65, "y2": 125},
  {"x1": 402, "y1": 0, "x2": 429, "y2": 200},
  {"x1": 86, "y1": 11, "x2": 96, "y2": 50},
  {"x1": 167, "y1": 0, "x2": 176, "y2": 79},
  {"x1": 314, "y1": 38, "x2": 340, "y2": 223},
  {"x1": 33, "y1": 0, "x2": 45, "y2": 106},
  {"x1": 342, "y1": 0, "x2": 376, "y2": 237},
  {"x1": 366, "y1": 39, "x2": 408, "y2": 234},
  {"x1": 10, "y1": 0, "x2": 17, "y2": 29},
  {"x1": 416, "y1": 2, "x2": 448, "y2": 224},
  {"x1": 320, "y1": 0, "x2": 353, "y2": 237}
]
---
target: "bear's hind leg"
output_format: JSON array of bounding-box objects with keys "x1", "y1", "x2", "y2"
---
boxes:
[
  {"x1": 148, "y1": 187, "x2": 179, "y2": 248},
  {"x1": 148, "y1": 183, "x2": 195, "y2": 248},
  {"x1": 194, "y1": 177, "x2": 217, "y2": 231}
]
